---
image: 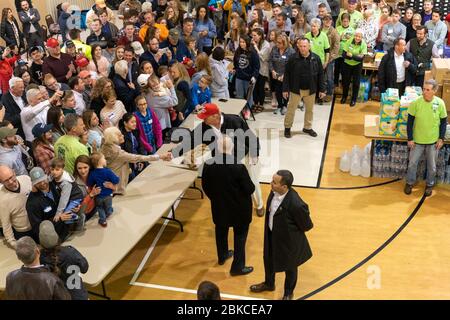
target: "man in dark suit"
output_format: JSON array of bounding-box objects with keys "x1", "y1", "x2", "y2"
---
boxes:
[
  {"x1": 250, "y1": 170, "x2": 313, "y2": 300},
  {"x1": 202, "y1": 135, "x2": 255, "y2": 276},
  {"x1": 171, "y1": 103, "x2": 264, "y2": 217},
  {"x1": 1, "y1": 77, "x2": 27, "y2": 139},
  {"x1": 18, "y1": 0, "x2": 44, "y2": 49}
]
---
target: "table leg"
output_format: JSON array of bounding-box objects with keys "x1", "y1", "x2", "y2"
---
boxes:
[
  {"x1": 161, "y1": 205, "x2": 184, "y2": 232},
  {"x1": 88, "y1": 281, "x2": 111, "y2": 300}
]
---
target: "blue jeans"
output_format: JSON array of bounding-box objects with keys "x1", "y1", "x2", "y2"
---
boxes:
[
  {"x1": 95, "y1": 196, "x2": 114, "y2": 224},
  {"x1": 406, "y1": 143, "x2": 438, "y2": 187},
  {"x1": 325, "y1": 60, "x2": 335, "y2": 96},
  {"x1": 235, "y1": 78, "x2": 253, "y2": 107}
]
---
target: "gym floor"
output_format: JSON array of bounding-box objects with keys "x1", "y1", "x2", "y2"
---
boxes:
[{"x1": 89, "y1": 99, "x2": 450, "y2": 300}]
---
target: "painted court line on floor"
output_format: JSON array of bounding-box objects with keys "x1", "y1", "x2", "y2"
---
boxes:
[{"x1": 131, "y1": 282, "x2": 267, "y2": 300}]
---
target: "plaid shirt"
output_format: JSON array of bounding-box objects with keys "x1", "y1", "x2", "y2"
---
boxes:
[{"x1": 33, "y1": 142, "x2": 55, "y2": 175}]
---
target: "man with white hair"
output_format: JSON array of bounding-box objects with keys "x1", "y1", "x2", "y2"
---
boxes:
[
  {"x1": 202, "y1": 134, "x2": 255, "y2": 276},
  {"x1": 112, "y1": 60, "x2": 140, "y2": 112},
  {"x1": 0, "y1": 165, "x2": 33, "y2": 249},
  {"x1": 21, "y1": 88, "x2": 61, "y2": 143},
  {"x1": 5, "y1": 236, "x2": 71, "y2": 300},
  {"x1": 1, "y1": 77, "x2": 26, "y2": 139}
]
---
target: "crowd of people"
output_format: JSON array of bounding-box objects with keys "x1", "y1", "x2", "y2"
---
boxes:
[{"x1": 0, "y1": 0, "x2": 449, "y2": 300}]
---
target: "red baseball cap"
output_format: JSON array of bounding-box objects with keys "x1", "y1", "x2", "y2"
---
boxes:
[
  {"x1": 197, "y1": 103, "x2": 220, "y2": 120},
  {"x1": 46, "y1": 38, "x2": 60, "y2": 48},
  {"x1": 78, "y1": 70, "x2": 91, "y2": 79},
  {"x1": 75, "y1": 56, "x2": 89, "y2": 68}
]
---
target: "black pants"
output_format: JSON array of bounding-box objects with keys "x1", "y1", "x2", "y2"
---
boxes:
[
  {"x1": 215, "y1": 224, "x2": 249, "y2": 272},
  {"x1": 26, "y1": 31, "x2": 44, "y2": 49},
  {"x1": 342, "y1": 62, "x2": 363, "y2": 101},
  {"x1": 253, "y1": 75, "x2": 267, "y2": 106},
  {"x1": 393, "y1": 81, "x2": 406, "y2": 97},
  {"x1": 414, "y1": 74, "x2": 425, "y2": 88},
  {"x1": 271, "y1": 78, "x2": 287, "y2": 109},
  {"x1": 264, "y1": 230, "x2": 298, "y2": 296},
  {"x1": 334, "y1": 57, "x2": 344, "y2": 86}
]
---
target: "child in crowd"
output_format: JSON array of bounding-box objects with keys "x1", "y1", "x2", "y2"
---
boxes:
[
  {"x1": 158, "y1": 65, "x2": 170, "y2": 80},
  {"x1": 87, "y1": 152, "x2": 120, "y2": 227},
  {"x1": 60, "y1": 90, "x2": 77, "y2": 116},
  {"x1": 191, "y1": 75, "x2": 212, "y2": 112},
  {"x1": 50, "y1": 158, "x2": 85, "y2": 226},
  {"x1": 185, "y1": 35, "x2": 198, "y2": 76}
]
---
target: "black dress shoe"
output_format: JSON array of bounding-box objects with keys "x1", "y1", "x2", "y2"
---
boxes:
[
  {"x1": 340, "y1": 97, "x2": 347, "y2": 104},
  {"x1": 218, "y1": 250, "x2": 233, "y2": 265},
  {"x1": 284, "y1": 128, "x2": 292, "y2": 138},
  {"x1": 302, "y1": 128, "x2": 318, "y2": 137},
  {"x1": 350, "y1": 100, "x2": 357, "y2": 107},
  {"x1": 249, "y1": 282, "x2": 275, "y2": 293},
  {"x1": 230, "y1": 266, "x2": 254, "y2": 276},
  {"x1": 281, "y1": 294, "x2": 293, "y2": 300}
]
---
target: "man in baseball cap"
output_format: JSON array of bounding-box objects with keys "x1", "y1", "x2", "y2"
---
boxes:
[
  {"x1": 46, "y1": 38, "x2": 60, "y2": 49},
  {"x1": 173, "y1": 102, "x2": 264, "y2": 216},
  {"x1": 163, "y1": 28, "x2": 193, "y2": 65},
  {"x1": 32, "y1": 123, "x2": 53, "y2": 140}
]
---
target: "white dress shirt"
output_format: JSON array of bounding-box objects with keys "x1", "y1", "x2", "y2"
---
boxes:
[
  {"x1": 11, "y1": 92, "x2": 25, "y2": 111},
  {"x1": 20, "y1": 100, "x2": 51, "y2": 142},
  {"x1": 211, "y1": 114, "x2": 224, "y2": 139},
  {"x1": 269, "y1": 191, "x2": 288, "y2": 231},
  {"x1": 73, "y1": 91, "x2": 86, "y2": 116},
  {"x1": 394, "y1": 51, "x2": 405, "y2": 83}
]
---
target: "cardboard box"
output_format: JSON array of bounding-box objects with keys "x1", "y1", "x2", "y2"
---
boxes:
[
  {"x1": 424, "y1": 70, "x2": 432, "y2": 82},
  {"x1": 380, "y1": 103, "x2": 400, "y2": 119},
  {"x1": 399, "y1": 106, "x2": 409, "y2": 122},
  {"x1": 379, "y1": 118, "x2": 398, "y2": 136},
  {"x1": 431, "y1": 58, "x2": 450, "y2": 84},
  {"x1": 396, "y1": 122, "x2": 407, "y2": 139}
]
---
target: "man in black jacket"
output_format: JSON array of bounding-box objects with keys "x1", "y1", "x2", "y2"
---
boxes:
[
  {"x1": 1, "y1": 77, "x2": 26, "y2": 139},
  {"x1": 18, "y1": 0, "x2": 44, "y2": 49},
  {"x1": 250, "y1": 170, "x2": 313, "y2": 300},
  {"x1": 202, "y1": 135, "x2": 255, "y2": 276},
  {"x1": 283, "y1": 37, "x2": 326, "y2": 138},
  {"x1": 172, "y1": 103, "x2": 264, "y2": 217},
  {"x1": 378, "y1": 38, "x2": 418, "y2": 96}
]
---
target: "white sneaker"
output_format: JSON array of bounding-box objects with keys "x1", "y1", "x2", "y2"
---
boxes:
[{"x1": 280, "y1": 107, "x2": 287, "y2": 115}]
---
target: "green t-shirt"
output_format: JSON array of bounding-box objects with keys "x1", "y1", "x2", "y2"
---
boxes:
[
  {"x1": 343, "y1": 37, "x2": 367, "y2": 66},
  {"x1": 336, "y1": 25, "x2": 355, "y2": 55},
  {"x1": 305, "y1": 31, "x2": 330, "y2": 64},
  {"x1": 337, "y1": 10, "x2": 364, "y2": 29},
  {"x1": 54, "y1": 135, "x2": 89, "y2": 174},
  {"x1": 408, "y1": 96, "x2": 447, "y2": 144}
]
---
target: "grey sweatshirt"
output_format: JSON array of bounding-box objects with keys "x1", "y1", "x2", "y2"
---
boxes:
[{"x1": 382, "y1": 22, "x2": 406, "y2": 51}]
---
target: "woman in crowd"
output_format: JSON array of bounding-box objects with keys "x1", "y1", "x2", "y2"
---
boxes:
[
  {"x1": 376, "y1": 5, "x2": 392, "y2": 50},
  {"x1": 0, "y1": 8, "x2": 25, "y2": 52},
  {"x1": 167, "y1": 0, "x2": 186, "y2": 26},
  {"x1": 209, "y1": 46, "x2": 230, "y2": 99},
  {"x1": 73, "y1": 155, "x2": 104, "y2": 220},
  {"x1": 233, "y1": 34, "x2": 260, "y2": 117},
  {"x1": 31, "y1": 123, "x2": 55, "y2": 175},
  {"x1": 90, "y1": 77, "x2": 115, "y2": 117},
  {"x1": 112, "y1": 45, "x2": 126, "y2": 67},
  {"x1": 357, "y1": 8, "x2": 378, "y2": 50},
  {"x1": 401, "y1": 7, "x2": 414, "y2": 29},
  {"x1": 134, "y1": 94, "x2": 163, "y2": 155},
  {"x1": 223, "y1": 0, "x2": 250, "y2": 30},
  {"x1": 164, "y1": 5, "x2": 179, "y2": 29},
  {"x1": 248, "y1": 8, "x2": 264, "y2": 28},
  {"x1": 144, "y1": 75, "x2": 178, "y2": 135},
  {"x1": 269, "y1": 33, "x2": 295, "y2": 115},
  {"x1": 101, "y1": 126, "x2": 172, "y2": 195},
  {"x1": 88, "y1": 44, "x2": 110, "y2": 78},
  {"x1": 82, "y1": 110, "x2": 105, "y2": 149},
  {"x1": 406, "y1": 13, "x2": 422, "y2": 43},
  {"x1": 170, "y1": 62, "x2": 193, "y2": 124},
  {"x1": 112, "y1": 60, "x2": 140, "y2": 112},
  {"x1": 335, "y1": 13, "x2": 354, "y2": 89},
  {"x1": 192, "y1": 52, "x2": 212, "y2": 85},
  {"x1": 100, "y1": 88, "x2": 127, "y2": 128},
  {"x1": 119, "y1": 112, "x2": 149, "y2": 181},
  {"x1": 226, "y1": 16, "x2": 247, "y2": 55},
  {"x1": 251, "y1": 28, "x2": 270, "y2": 113},
  {"x1": 341, "y1": 29, "x2": 367, "y2": 107},
  {"x1": 194, "y1": 5, "x2": 217, "y2": 55},
  {"x1": 46, "y1": 106, "x2": 66, "y2": 143},
  {"x1": 14, "y1": 69, "x2": 37, "y2": 87},
  {"x1": 290, "y1": 11, "x2": 310, "y2": 43}
]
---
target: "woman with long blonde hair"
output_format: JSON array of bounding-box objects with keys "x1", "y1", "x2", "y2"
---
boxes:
[{"x1": 191, "y1": 52, "x2": 212, "y2": 85}]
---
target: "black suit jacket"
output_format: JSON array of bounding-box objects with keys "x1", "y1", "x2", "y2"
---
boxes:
[
  {"x1": 378, "y1": 49, "x2": 418, "y2": 93},
  {"x1": 0, "y1": 19, "x2": 25, "y2": 48},
  {"x1": 202, "y1": 154, "x2": 255, "y2": 227},
  {"x1": 172, "y1": 113, "x2": 260, "y2": 161},
  {"x1": 264, "y1": 189, "x2": 313, "y2": 272},
  {"x1": 1, "y1": 92, "x2": 27, "y2": 139}
]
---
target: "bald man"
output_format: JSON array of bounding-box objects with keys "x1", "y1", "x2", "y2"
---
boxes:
[{"x1": 0, "y1": 165, "x2": 33, "y2": 249}]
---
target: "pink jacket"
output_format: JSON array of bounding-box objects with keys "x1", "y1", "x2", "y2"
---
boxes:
[{"x1": 134, "y1": 108, "x2": 163, "y2": 153}]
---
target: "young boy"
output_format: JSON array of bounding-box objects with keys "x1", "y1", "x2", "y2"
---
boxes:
[
  {"x1": 191, "y1": 75, "x2": 212, "y2": 113},
  {"x1": 50, "y1": 159, "x2": 85, "y2": 226},
  {"x1": 184, "y1": 35, "x2": 197, "y2": 77},
  {"x1": 87, "y1": 152, "x2": 120, "y2": 227}
]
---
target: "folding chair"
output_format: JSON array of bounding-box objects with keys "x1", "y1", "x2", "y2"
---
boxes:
[{"x1": 242, "y1": 81, "x2": 256, "y2": 122}]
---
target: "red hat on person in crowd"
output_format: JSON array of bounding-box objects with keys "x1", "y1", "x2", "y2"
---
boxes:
[
  {"x1": 445, "y1": 13, "x2": 450, "y2": 22},
  {"x1": 75, "y1": 56, "x2": 89, "y2": 68},
  {"x1": 197, "y1": 103, "x2": 220, "y2": 120},
  {"x1": 78, "y1": 70, "x2": 91, "y2": 79},
  {"x1": 46, "y1": 38, "x2": 60, "y2": 48}
]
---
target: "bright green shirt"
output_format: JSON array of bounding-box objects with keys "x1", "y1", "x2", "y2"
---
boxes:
[
  {"x1": 337, "y1": 10, "x2": 364, "y2": 29},
  {"x1": 343, "y1": 37, "x2": 367, "y2": 66},
  {"x1": 408, "y1": 96, "x2": 447, "y2": 144},
  {"x1": 336, "y1": 25, "x2": 355, "y2": 55},
  {"x1": 54, "y1": 135, "x2": 89, "y2": 174},
  {"x1": 305, "y1": 31, "x2": 330, "y2": 64}
]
